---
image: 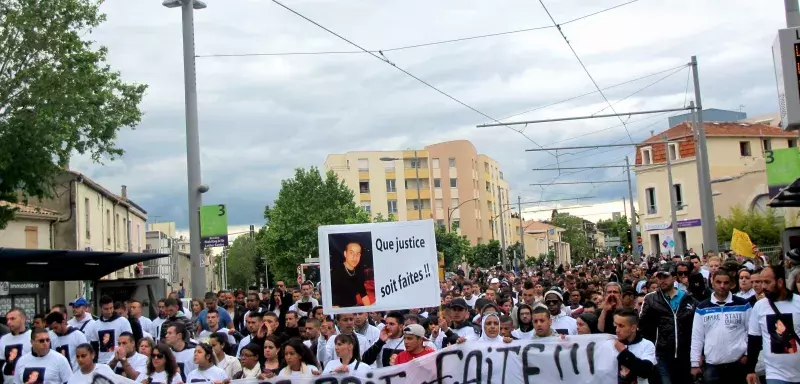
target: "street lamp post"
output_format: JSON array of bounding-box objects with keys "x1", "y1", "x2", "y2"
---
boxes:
[
  {"x1": 380, "y1": 153, "x2": 423, "y2": 220},
  {"x1": 447, "y1": 197, "x2": 478, "y2": 232},
  {"x1": 163, "y1": 0, "x2": 207, "y2": 297}
]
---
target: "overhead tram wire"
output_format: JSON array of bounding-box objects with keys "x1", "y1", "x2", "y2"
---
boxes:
[
  {"x1": 538, "y1": 0, "x2": 637, "y2": 143},
  {"x1": 195, "y1": 0, "x2": 642, "y2": 59},
  {"x1": 269, "y1": 0, "x2": 556, "y2": 156}
]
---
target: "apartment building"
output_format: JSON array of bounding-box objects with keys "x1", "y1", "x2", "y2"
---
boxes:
[
  {"x1": 634, "y1": 121, "x2": 796, "y2": 255},
  {"x1": 324, "y1": 140, "x2": 514, "y2": 245}
]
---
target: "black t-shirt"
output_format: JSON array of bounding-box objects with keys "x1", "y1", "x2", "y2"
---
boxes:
[{"x1": 330, "y1": 264, "x2": 367, "y2": 307}]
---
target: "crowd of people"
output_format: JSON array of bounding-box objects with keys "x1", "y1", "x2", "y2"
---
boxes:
[{"x1": 0, "y1": 250, "x2": 798, "y2": 383}]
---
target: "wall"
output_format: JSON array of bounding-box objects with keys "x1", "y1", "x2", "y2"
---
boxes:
[{"x1": 0, "y1": 218, "x2": 53, "y2": 249}]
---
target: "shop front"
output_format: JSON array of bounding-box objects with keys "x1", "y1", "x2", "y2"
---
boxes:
[{"x1": 0, "y1": 281, "x2": 50, "y2": 324}]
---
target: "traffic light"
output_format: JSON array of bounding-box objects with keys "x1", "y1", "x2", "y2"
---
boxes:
[{"x1": 626, "y1": 229, "x2": 632, "y2": 244}]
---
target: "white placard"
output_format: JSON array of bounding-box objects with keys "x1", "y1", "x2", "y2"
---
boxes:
[{"x1": 318, "y1": 219, "x2": 440, "y2": 315}]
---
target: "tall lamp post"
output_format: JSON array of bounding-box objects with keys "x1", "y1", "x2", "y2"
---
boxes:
[
  {"x1": 163, "y1": 0, "x2": 208, "y2": 297},
  {"x1": 447, "y1": 197, "x2": 478, "y2": 232},
  {"x1": 380, "y1": 152, "x2": 423, "y2": 220}
]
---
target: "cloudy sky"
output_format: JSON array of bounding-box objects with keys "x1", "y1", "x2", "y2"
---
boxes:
[{"x1": 71, "y1": 0, "x2": 786, "y2": 230}]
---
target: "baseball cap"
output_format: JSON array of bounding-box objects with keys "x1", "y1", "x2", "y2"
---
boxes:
[
  {"x1": 69, "y1": 298, "x2": 89, "y2": 307},
  {"x1": 489, "y1": 277, "x2": 500, "y2": 284},
  {"x1": 449, "y1": 298, "x2": 469, "y2": 309},
  {"x1": 403, "y1": 324, "x2": 428, "y2": 340},
  {"x1": 655, "y1": 262, "x2": 675, "y2": 277}
]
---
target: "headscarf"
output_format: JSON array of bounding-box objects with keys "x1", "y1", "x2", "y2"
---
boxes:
[
  {"x1": 578, "y1": 312, "x2": 600, "y2": 334},
  {"x1": 479, "y1": 312, "x2": 503, "y2": 343}
]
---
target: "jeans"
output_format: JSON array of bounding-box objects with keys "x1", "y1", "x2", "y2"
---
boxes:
[
  {"x1": 656, "y1": 356, "x2": 691, "y2": 384},
  {"x1": 703, "y1": 362, "x2": 746, "y2": 384}
]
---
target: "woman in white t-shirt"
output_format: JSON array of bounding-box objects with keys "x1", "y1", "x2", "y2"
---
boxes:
[
  {"x1": 137, "y1": 343, "x2": 181, "y2": 384},
  {"x1": 322, "y1": 334, "x2": 371, "y2": 375},
  {"x1": 277, "y1": 338, "x2": 321, "y2": 378},
  {"x1": 186, "y1": 343, "x2": 229, "y2": 383},
  {"x1": 68, "y1": 343, "x2": 116, "y2": 384}
]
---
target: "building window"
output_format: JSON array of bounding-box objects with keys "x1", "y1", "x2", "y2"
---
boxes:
[
  {"x1": 485, "y1": 181, "x2": 491, "y2": 192},
  {"x1": 409, "y1": 159, "x2": 421, "y2": 169},
  {"x1": 106, "y1": 209, "x2": 111, "y2": 245},
  {"x1": 361, "y1": 202, "x2": 371, "y2": 213},
  {"x1": 115, "y1": 213, "x2": 120, "y2": 246},
  {"x1": 448, "y1": 158, "x2": 456, "y2": 167},
  {"x1": 386, "y1": 179, "x2": 396, "y2": 193},
  {"x1": 645, "y1": 187, "x2": 657, "y2": 214},
  {"x1": 357, "y1": 158, "x2": 369, "y2": 171},
  {"x1": 435, "y1": 199, "x2": 443, "y2": 209},
  {"x1": 84, "y1": 198, "x2": 90, "y2": 239},
  {"x1": 384, "y1": 161, "x2": 395, "y2": 172},
  {"x1": 499, "y1": 171, "x2": 504, "y2": 180},
  {"x1": 674, "y1": 184, "x2": 683, "y2": 209},
  {"x1": 763, "y1": 139, "x2": 772, "y2": 152},
  {"x1": 668, "y1": 143, "x2": 679, "y2": 161},
  {"x1": 452, "y1": 219, "x2": 460, "y2": 231},
  {"x1": 739, "y1": 141, "x2": 751, "y2": 156},
  {"x1": 359, "y1": 180, "x2": 370, "y2": 193},
  {"x1": 450, "y1": 178, "x2": 458, "y2": 188},
  {"x1": 412, "y1": 200, "x2": 423, "y2": 210},
  {"x1": 451, "y1": 198, "x2": 460, "y2": 209},
  {"x1": 436, "y1": 219, "x2": 444, "y2": 228},
  {"x1": 387, "y1": 200, "x2": 398, "y2": 214},
  {"x1": 789, "y1": 139, "x2": 797, "y2": 148},
  {"x1": 25, "y1": 226, "x2": 38, "y2": 249},
  {"x1": 640, "y1": 147, "x2": 653, "y2": 165},
  {"x1": 484, "y1": 162, "x2": 490, "y2": 172},
  {"x1": 434, "y1": 178, "x2": 441, "y2": 188},
  {"x1": 432, "y1": 158, "x2": 440, "y2": 169}
]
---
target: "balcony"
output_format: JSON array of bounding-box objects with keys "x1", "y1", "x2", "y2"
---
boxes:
[
  {"x1": 358, "y1": 171, "x2": 370, "y2": 179},
  {"x1": 405, "y1": 189, "x2": 431, "y2": 200},
  {"x1": 406, "y1": 209, "x2": 433, "y2": 220},
  {"x1": 404, "y1": 168, "x2": 430, "y2": 179}
]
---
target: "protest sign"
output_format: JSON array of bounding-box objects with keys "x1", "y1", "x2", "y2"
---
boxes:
[
  {"x1": 318, "y1": 220, "x2": 440, "y2": 315},
  {"x1": 91, "y1": 335, "x2": 618, "y2": 384},
  {"x1": 731, "y1": 228, "x2": 755, "y2": 257}
]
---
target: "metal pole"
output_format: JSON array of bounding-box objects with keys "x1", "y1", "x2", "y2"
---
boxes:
[
  {"x1": 626, "y1": 156, "x2": 640, "y2": 261},
  {"x1": 415, "y1": 150, "x2": 422, "y2": 220},
  {"x1": 518, "y1": 195, "x2": 525, "y2": 262},
  {"x1": 498, "y1": 185, "x2": 507, "y2": 267},
  {"x1": 691, "y1": 56, "x2": 719, "y2": 253},
  {"x1": 664, "y1": 134, "x2": 683, "y2": 256},
  {"x1": 786, "y1": 0, "x2": 800, "y2": 27},
  {"x1": 689, "y1": 101, "x2": 706, "y2": 253},
  {"x1": 181, "y1": 0, "x2": 206, "y2": 298},
  {"x1": 478, "y1": 107, "x2": 692, "y2": 128}
]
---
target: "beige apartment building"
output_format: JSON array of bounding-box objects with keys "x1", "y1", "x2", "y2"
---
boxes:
[
  {"x1": 634, "y1": 121, "x2": 796, "y2": 255},
  {"x1": 324, "y1": 140, "x2": 514, "y2": 245}
]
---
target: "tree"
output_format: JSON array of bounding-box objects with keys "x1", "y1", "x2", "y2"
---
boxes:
[
  {"x1": 0, "y1": 0, "x2": 147, "y2": 229},
  {"x1": 466, "y1": 240, "x2": 502, "y2": 269},
  {"x1": 226, "y1": 236, "x2": 259, "y2": 289},
  {"x1": 716, "y1": 205, "x2": 783, "y2": 247},
  {"x1": 259, "y1": 167, "x2": 369, "y2": 283},
  {"x1": 550, "y1": 213, "x2": 594, "y2": 264},
  {"x1": 597, "y1": 216, "x2": 633, "y2": 250},
  {"x1": 435, "y1": 226, "x2": 471, "y2": 269}
]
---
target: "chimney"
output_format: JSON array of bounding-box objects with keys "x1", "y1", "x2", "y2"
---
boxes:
[{"x1": 121, "y1": 185, "x2": 127, "y2": 199}]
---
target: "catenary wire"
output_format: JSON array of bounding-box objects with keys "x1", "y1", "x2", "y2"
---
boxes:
[
  {"x1": 195, "y1": 0, "x2": 642, "y2": 59},
  {"x1": 269, "y1": 0, "x2": 556, "y2": 156},
  {"x1": 538, "y1": 0, "x2": 635, "y2": 143}
]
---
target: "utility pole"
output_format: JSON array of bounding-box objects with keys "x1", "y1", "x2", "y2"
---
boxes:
[
  {"x1": 691, "y1": 56, "x2": 718, "y2": 253},
  {"x1": 664, "y1": 134, "x2": 683, "y2": 256},
  {"x1": 518, "y1": 195, "x2": 525, "y2": 262},
  {"x1": 498, "y1": 185, "x2": 507, "y2": 268},
  {"x1": 625, "y1": 157, "x2": 640, "y2": 261},
  {"x1": 786, "y1": 0, "x2": 800, "y2": 27}
]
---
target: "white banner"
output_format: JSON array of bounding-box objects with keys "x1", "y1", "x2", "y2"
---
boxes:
[
  {"x1": 318, "y1": 220, "x2": 440, "y2": 315},
  {"x1": 91, "y1": 335, "x2": 618, "y2": 384}
]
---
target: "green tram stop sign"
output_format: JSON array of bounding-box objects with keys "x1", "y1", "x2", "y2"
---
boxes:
[{"x1": 200, "y1": 204, "x2": 229, "y2": 248}]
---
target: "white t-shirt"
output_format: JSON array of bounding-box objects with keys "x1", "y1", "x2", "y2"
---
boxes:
[
  {"x1": 51, "y1": 328, "x2": 88, "y2": 372},
  {"x1": 151, "y1": 318, "x2": 167, "y2": 342},
  {"x1": 67, "y1": 316, "x2": 94, "y2": 333},
  {"x1": 135, "y1": 370, "x2": 182, "y2": 384},
  {"x1": 197, "y1": 329, "x2": 235, "y2": 345},
  {"x1": 463, "y1": 296, "x2": 478, "y2": 308},
  {"x1": 67, "y1": 363, "x2": 116, "y2": 384},
  {"x1": 172, "y1": 343, "x2": 198, "y2": 383},
  {"x1": 186, "y1": 366, "x2": 229, "y2": 383},
  {"x1": 85, "y1": 317, "x2": 133, "y2": 364},
  {"x1": 14, "y1": 351, "x2": 73, "y2": 384},
  {"x1": 137, "y1": 317, "x2": 154, "y2": 336},
  {"x1": 551, "y1": 314, "x2": 578, "y2": 336},
  {"x1": 614, "y1": 338, "x2": 656, "y2": 384},
  {"x1": 113, "y1": 352, "x2": 148, "y2": 378},
  {"x1": 322, "y1": 358, "x2": 371, "y2": 375},
  {"x1": 1, "y1": 330, "x2": 32, "y2": 384},
  {"x1": 748, "y1": 295, "x2": 800, "y2": 382}
]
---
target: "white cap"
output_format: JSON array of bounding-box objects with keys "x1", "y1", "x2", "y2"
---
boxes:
[{"x1": 489, "y1": 277, "x2": 500, "y2": 284}]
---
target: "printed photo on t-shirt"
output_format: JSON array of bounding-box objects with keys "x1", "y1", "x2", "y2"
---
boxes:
[
  {"x1": 56, "y1": 345, "x2": 70, "y2": 368},
  {"x1": 554, "y1": 328, "x2": 569, "y2": 335},
  {"x1": 98, "y1": 330, "x2": 115, "y2": 353},
  {"x1": 22, "y1": 367, "x2": 45, "y2": 384},
  {"x1": 177, "y1": 362, "x2": 186, "y2": 382},
  {"x1": 3, "y1": 344, "x2": 22, "y2": 375},
  {"x1": 767, "y1": 313, "x2": 799, "y2": 354}
]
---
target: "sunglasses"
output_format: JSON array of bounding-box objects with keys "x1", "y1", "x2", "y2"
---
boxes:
[
  {"x1": 151, "y1": 353, "x2": 164, "y2": 359},
  {"x1": 36, "y1": 338, "x2": 50, "y2": 344},
  {"x1": 544, "y1": 300, "x2": 560, "y2": 306}
]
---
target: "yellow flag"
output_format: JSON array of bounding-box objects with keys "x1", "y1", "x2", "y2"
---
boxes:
[{"x1": 731, "y1": 228, "x2": 755, "y2": 257}]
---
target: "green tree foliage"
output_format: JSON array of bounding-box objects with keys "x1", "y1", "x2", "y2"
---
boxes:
[
  {"x1": 551, "y1": 213, "x2": 594, "y2": 263},
  {"x1": 226, "y1": 236, "x2": 259, "y2": 289},
  {"x1": 0, "y1": 0, "x2": 147, "y2": 229},
  {"x1": 597, "y1": 216, "x2": 633, "y2": 250},
  {"x1": 716, "y1": 206, "x2": 783, "y2": 247},
  {"x1": 466, "y1": 240, "x2": 502, "y2": 269},
  {"x1": 435, "y1": 226, "x2": 471, "y2": 269},
  {"x1": 259, "y1": 167, "x2": 368, "y2": 283}
]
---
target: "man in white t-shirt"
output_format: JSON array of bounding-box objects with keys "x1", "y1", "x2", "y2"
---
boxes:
[
  {"x1": 108, "y1": 332, "x2": 147, "y2": 380},
  {"x1": 288, "y1": 281, "x2": 319, "y2": 318},
  {"x1": 66, "y1": 298, "x2": 94, "y2": 333},
  {"x1": 14, "y1": 328, "x2": 72, "y2": 384},
  {"x1": 0, "y1": 308, "x2": 32, "y2": 384},
  {"x1": 746, "y1": 265, "x2": 800, "y2": 384}
]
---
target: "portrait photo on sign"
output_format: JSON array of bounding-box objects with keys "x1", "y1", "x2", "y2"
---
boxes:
[{"x1": 327, "y1": 232, "x2": 376, "y2": 308}]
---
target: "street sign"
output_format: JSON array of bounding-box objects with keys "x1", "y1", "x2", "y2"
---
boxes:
[
  {"x1": 765, "y1": 148, "x2": 800, "y2": 198},
  {"x1": 606, "y1": 236, "x2": 620, "y2": 242},
  {"x1": 616, "y1": 246, "x2": 624, "y2": 253},
  {"x1": 773, "y1": 27, "x2": 800, "y2": 130},
  {"x1": 606, "y1": 240, "x2": 620, "y2": 247},
  {"x1": 200, "y1": 204, "x2": 229, "y2": 248}
]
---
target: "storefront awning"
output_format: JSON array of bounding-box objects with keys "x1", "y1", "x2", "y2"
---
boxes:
[
  {"x1": 0, "y1": 248, "x2": 169, "y2": 281},
  {"x1": 768, "y1": 177, "x2": 800, "y2": 208}
]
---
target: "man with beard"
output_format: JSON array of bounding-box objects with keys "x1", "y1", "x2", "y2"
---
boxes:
[
  {"x1": 746, "y1": 265, "x2": 800, "y2": 384},
  {"x1": 362, "y1": 312, "x2": 405, "y2": 368},
  {"x1": 44, "y1": 312, "x2": 87, "y2": 372}
]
